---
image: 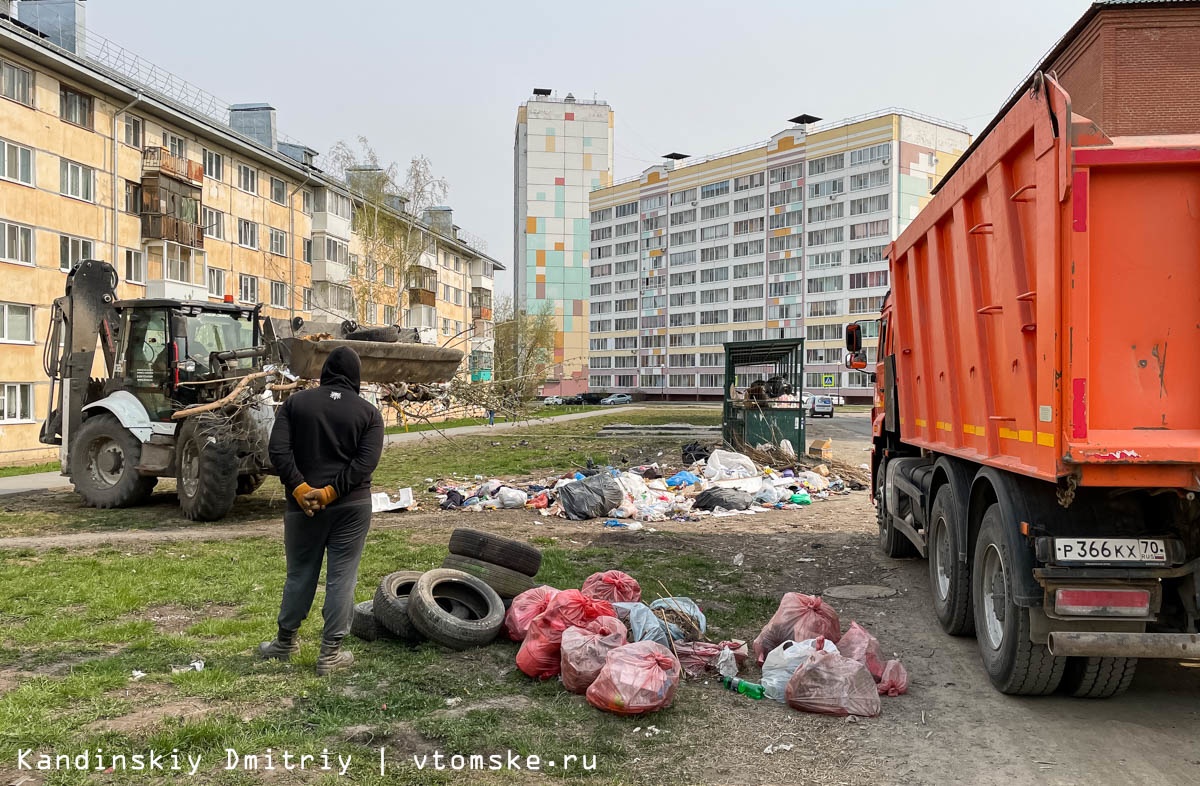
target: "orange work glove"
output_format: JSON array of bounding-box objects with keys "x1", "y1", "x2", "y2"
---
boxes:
[
  {"x1": 305, "y1": 485, "x2": 338, "y2": 508},
  {"x1": 292, "y1": 482, "x2": 316, "y2": 509}
]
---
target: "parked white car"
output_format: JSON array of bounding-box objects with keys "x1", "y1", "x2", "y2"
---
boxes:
[{"x1": 543, "y1": 396, "x2": 564, "y2": 405}]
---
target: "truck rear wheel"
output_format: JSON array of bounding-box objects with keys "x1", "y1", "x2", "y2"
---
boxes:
[
  {"x1": 972, "y1": 504, "x2": 1064, "y2": 695},
  {"x1": 929, "y1": 485, "x2": 974, "y2": 635},
  {"x1": 176, "y1": 417, "x2": 238, "y2": 521},
  {"x1": 69, "y1": 413, "x2": 155, "y2": 509},
  {"x1": 1061, "y1": 657, "x2": 1138, "y2": 698},
  {"x1": 877, "y1": 461, "x2": 919, "y2": 558}
]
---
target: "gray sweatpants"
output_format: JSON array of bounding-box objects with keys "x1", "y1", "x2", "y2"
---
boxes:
[{"x1": 276, "y1": 500, "x2": 372, "y2": 643}]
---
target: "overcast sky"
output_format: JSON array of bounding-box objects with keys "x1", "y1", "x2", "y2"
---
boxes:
[{"x1": 90, "y1": 0, "x2": 1092, "y2": 295}]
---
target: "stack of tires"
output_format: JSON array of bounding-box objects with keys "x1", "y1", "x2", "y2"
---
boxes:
[{"x1": 351, "y1": 530, "x2": 542, "y2": 650}]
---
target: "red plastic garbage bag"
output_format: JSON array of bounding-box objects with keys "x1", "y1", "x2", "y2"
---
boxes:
[
  {"x1": 516, "y1": 590, "x2": 617, "y2": 679},
  {"x1": 505, "y1": 585, "x2": 560, "y2": 642},
  {"x1": 878, "y1": 659, "x2": 908, "y2": 697},
  {"x1": 581, "y1": 570, "x2": 642, "y2": 604},
  {"x1": 586, "y1": 641, "x2": 681, "y2": 715},
  {"x1": 753, "y1": 593, "x2": 842, "y2": 664},
  {"x1": 560, "y1": 617, "x2": 628, "y2": 694},
  {"x1": 673, "y1": 641, "x2": 724, "y2": 678},
  {"x1": 837, "y1": 621, "x2": 884, "y2": 681},
  {"x1": 785, "y1": 650, "x2": 881, "y2": 717}
]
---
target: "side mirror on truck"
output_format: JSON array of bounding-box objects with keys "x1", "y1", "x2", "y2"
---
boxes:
[
  {"x1": 845, "y1": 322, "x2": 862, "y2": 353},
  {"x1": 845, "y1": 353, "x2": 868, "y2": 370}
]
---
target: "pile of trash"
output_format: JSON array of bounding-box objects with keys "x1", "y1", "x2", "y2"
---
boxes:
[{"x1": 429, "y1": 446, "x2": 865, "y2": 524}]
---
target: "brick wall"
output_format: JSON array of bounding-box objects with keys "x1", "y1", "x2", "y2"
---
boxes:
[{"x1": 1052, "y1": 7, "x2": 1200, "y2": 136}]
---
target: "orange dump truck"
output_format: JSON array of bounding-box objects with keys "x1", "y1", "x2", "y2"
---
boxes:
[{"x1": 847, "y1": 72, "x2": 1200, "y2": 697}]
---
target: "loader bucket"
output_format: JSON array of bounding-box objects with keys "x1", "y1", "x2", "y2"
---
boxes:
[{"x1": 281, "y1": 338, "x2": 464, "y2": 384}]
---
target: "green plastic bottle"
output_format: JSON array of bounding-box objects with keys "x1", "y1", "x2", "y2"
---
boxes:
[{"x1": 721, "y1": 676, "x2": 765, "y2": 700}]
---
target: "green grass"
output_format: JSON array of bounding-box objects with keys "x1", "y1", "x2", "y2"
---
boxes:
[
  {"x1": 0, "y1": 461, "x2": 58, "y2": 478},
  {"x1": 384, "y1": 405, "x2": 603, "y2": 435},
  {"x1": 0, "y1": 529, "x2": 769, "y2": 784}
]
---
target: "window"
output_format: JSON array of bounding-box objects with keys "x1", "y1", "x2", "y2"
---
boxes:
[
  {"x1": 643, "y1": 295, "x2": 666, "y2": 309},
  {"x1": 123, "y1": 249, "x2": 145, "y2": 284},
  {"x1": 59, "y1": 159, "x2": 94, "y2": 201},
  {"x1": 591, "y1": 264, "x2": 613, "y2": 278},
  {"x1": 302, "y1": 239, "x2": 313, "y2": 263},
  {"x1": 770, "y1": 303, "x2": 803, "y2": 319},
  {"x1": 807, "y1": 153, "x2": 844, "y2": 176},
  {"x1": 808, "y1": 275, "x2": 843, "y2": 293},
  {"x1": 59, "y1": 86, "x2": 93, "y2": 128},
  {"x1": 808, "y1": 251, "x2": 843, "y2": 269},
  {"x1": 1, "y1": 60, "x2": 33, "y2": 106},
  {"x1": 315, "y1": 189, "x2": 353, "y2": 219},
  {"x1": 0, "y1": 302, "x2": 33, "y2": 342},
  {"x1": 669, "y1": 312, "x2": 696, "y2": 327},
  {"x1": 589, "y1": 375, "x2": 613, "y2": 389},
  {"x1": 122, "y1": 114, "x2": 143, "y2": 148},
  {"x1": 122, "y1": 180, "x2": 141, "y2": 213},
  {"x1": 207, "y1": 267, "x2": 226, "y2": 298},
  {"x1": 808, "y1": 178, "x2": 844, "y2": 199},
  {"x1": 0, "y1": 220, "x2": 34, "y2": 265},
  {"x1": 203, "y1": 149, "x2": 223, "y2": 180},
  {"x1": 769, "y1": 280, "x2": 803, "y2": 297},
  {"x1": 669, "y1": 291, "x2": 696, "y2": 307},
  {"x1": 850, "y1": 142, "x2": 890, "y2": 166},
  {"x1": 615, "y1": 337, "x2": 638, "y2": 350},
  {"x1": 808, "y1": 299, "x2": 840, "y2": 317},
  {"x1": 733, "y1": 284, "x2": 763, "y2": 301},
  {"x1": 850, "y1": 296, "x2": 886, "y2": 314},
  {"x1": 614, "y1": 240, "x2": 638, "y2": 256},
  {"x1": 850, "y1": 170, "x2": 890, "y2": 191},
  {"x1": 59, "y1": 235, "x2": 92, "y2": 271},
  {"x1": 163, "y1": 132, "x2": 186, "y2": 159},
  {"x1": 614, "y1": 221, "x2": 638, "y2": 237},
  {"x1": 591, "y1": 282, "x2": 612, "y2": 296},
  {"x1": 640, "y1": 374, "x2": 662, "y2": 387},
  {"x1": 669, "y1": 249, "x2": 697, "y2": 267},
  {"x1": 237, "y1": 219, "x2": 259, "y2": 249},
  {"x1": 591, "y1": 245, "x2": 612, "y2": 260},
  {"x1": 641, "y1": 315, "x2": 665, "y2": 329},
  {"x1": 0, "y1": 383, "x2": 33, "y2": 422},
  {"x1": 383, "y1": 265, "x2": 395, "y2": 287},
  {"x1": 806, "y1": 203, "x2": 843, "y2": 223},
  {"x1": 1, "y1": 139, "x2": 34, "y2": 185},
  {"x1": 850, "y1": 194, "x2": 890, "y2": 215},
  {"x1": 700, "y1": 225, "x2": 728, "y2": 241},
  {"x1": 700, "y1": 202, "x2": 729, "y2": 221},
  {"x1": 700, "y1": 245, "x2": 729, "y2": 263},
  {"x1": 640, "y1": 194, "x2": 665, "y2": 211},
  {"x1": 269, "y1": 228, "x2": 287, "y2": 256},
  {"x1": 851, "y1": 244, "x2": 888, "y2": 265},
  {"x1": 807, "y1": 227, "x2": 844, "y2": 246},
  {"x1": 614, "y1": 317, "x2": 638, "y2": 330},
  {"x1": 769, "y1": 163, "x2": 804, "y2": 184},
  {"x1": 592, "y1": 301, "x2": 611, "y2": 315},
  {"x1": 701, "y1": 267, "x2": 729, "y2": 283},
  {"x1": 700, "y1": 309, "x2": 727, "y2": 325},
  {"x1": 850, "y1": 219, "x2": 890, "y2": 240},
  {"x1": 643, "y1": 216, "x2": 666, "y2": 233},
  {"x1": 165, "y1": 245, "x2": 198, "y2": 283},
  {"x1": 202, "y1": 207, "x2": 224, "y2": 240},
  {"x1": 270, "y1": 177, "x2": 287, "y2": 205},
  {"x1": 270, "y1": 280, "x2": 288, "y2": 308},
  {"x1": 590, "y1": 207, "x2": 612, "y2": 223},
  {"x1": 591, "y1": 225, "x2": 612, "y2": 241},
  {"x1": 700, "y1": 288, "x2": 728, "y2": 304},
  {"x1": 734, "y1": 173, "x2": 765, "y2": 191},
  {"x1": 806, "y1": 323, "x2": 840, "y2": 341},
  {"x1": 668, "y1": 374, "x2": 696, "y2": 388},
  {"x1": 733, "y1": 240, "x2": 764, "y2": 258},
  {"x1": 670, "y1": 209, "x2": 695, "y2": 226},
  {"x1": 643, "y1": 235, "x2": 665, "y2": 251},
  {"x1": 770, "y1": 186, "x2": 803, "y2": 207},
  {"x1": 670, "y1": 189, "x2": 696, "y2": 206},
  {"x1": 614, "y1": 297, "x2": 637, "y2": 312},
  {"x1": 700, "y1": 180, "x2": 730, "y2": 200},
  {"x1": 614, "y1": 374, "x2": 636, "y2": 387},
  {"x1": 733, "y1": 217, "x2": 764, "y2": 235},
  {"x1": 300, "y1": 287, "x2": 313, "y2": 312},
  {"x1": 237, "y1": 164, "x2": 258, "y2": 194},
  {"x1": 590, "y1": 338, "x2": 610, "y2": 351},
  {"x1": 850, "y1": 270, "x2": 890, "y2": 288},
  {"x1": 733, "y1": 195, "x2": 764, "y2": 214},
  {"x1": 239, "y1": 275, "x2": 259, "y2": 304},
  {"x1": 733, "y1": 328, "x2": 763, "y2": 342},
  {"x1": 613, "y1": 355, "x2": 637, "y2": 368},
  {"x1": 591, "y1": 319, "x2": 613, "y2": 332},
  {"x1": 700, "y1": 331, "x2": 728, "y2": 345},
  {"x1": 615, "y1": 201, "x2": 638, "y2": 218},
  {"x1": 669, "y1": 271, "x2": 696, "y2": 287},
  {"x1": 699, "y1": 352, "x2": 723, "y2": 367},
  {"x1": 667, "y1": 230, "x2": 694, "y2": 248},
  {"x1": 615, "y1": 259, "x2": 638, "y2": 275},
  {"x1": 699, "y1": 373, "x2": 723, "y2": 388},
  {"x1": 768, "y1": 234, "x2": 804, "y2": 252},
  {"x1": 861, "y1": 321, "x2": 880, "y2": 338},
  {"x1": 670, "y1": 333, "x2": 697, "y2": 347}
]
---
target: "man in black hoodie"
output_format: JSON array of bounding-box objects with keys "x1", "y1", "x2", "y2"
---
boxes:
[{"x1": 260, "y1": 346, "x2": 384, "y2": 675}]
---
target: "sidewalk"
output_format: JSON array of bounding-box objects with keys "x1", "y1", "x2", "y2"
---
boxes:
[{"x1": 0, "y1": 408, "x2": 630, "y2": 496}]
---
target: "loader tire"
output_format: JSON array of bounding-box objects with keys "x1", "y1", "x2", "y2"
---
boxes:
[
  {"x1": 176, "y1": 417, "x2": 239, "y2": 522},
  {"x1": 373, "y1": 571, "x2": 425, "y2": 642},
  {"x1": 236, "y1": 474, "x2": 267, "y2": 495},
  {"x1": 441, "y1": 554, "x2": 537, "y2": 599},
  {"x1": 1061, "y1": 657, "x2": 1138, "y2": 699},
  {"x1": 69, "y1": 414, "x2": 155, "y2": 509},
  {"x1": 408, "y1": 569, "x2": 504, "y2": 650},
  {"x1": 447, "y1": 528, "x2": 542, "y2": 576}
]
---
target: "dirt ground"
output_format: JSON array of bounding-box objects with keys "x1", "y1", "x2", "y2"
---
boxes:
[{"x1": 3, "y1": 413, "x2": 1199, "y2": 785}]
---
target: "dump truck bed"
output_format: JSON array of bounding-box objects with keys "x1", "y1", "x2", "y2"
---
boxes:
[{"x1": 888, "y1": 76, "x2": 1200, "y2": 490}]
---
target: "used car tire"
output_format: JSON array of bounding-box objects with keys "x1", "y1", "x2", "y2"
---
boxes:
[
  {"x1": 447, "y1": 528, "x2": 542, "y2": 577},
  {"x1": 345, "y1": 325, "x2": 400, "y2": 343},
  {"x1": 373, "y1": 570, "x2": 426, "y2": 642},
  {"x1": 351, "y1": 600, "x2": 383, "y2": 642},
  {"x1": 441, "y1": 554, "x2": 537, "y2": 599},
  {"x1": 69, "y1": 413, "x2": 156, "y2": 509},
  {"x1": 408, "y1": 568, "x2": 504, "y2": 650}
]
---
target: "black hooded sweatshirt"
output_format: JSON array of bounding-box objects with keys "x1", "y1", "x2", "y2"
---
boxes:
[{"x1": 268, "y1": 346, "x2": 385, "y2": 512}]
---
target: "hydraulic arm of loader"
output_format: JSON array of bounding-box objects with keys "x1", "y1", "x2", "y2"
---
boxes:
[{"x1": 40, "y1": 260, "x2": 121, "y2": 462}]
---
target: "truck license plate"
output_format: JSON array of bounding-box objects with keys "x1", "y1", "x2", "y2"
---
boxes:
[{"x1": 1054, "y1": 538, "x2": 1167, "y2": 564}]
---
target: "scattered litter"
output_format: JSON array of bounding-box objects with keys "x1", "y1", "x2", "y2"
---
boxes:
[
  {"x1": 130, "y1": 670, "x2": 146, "y2": 681},
  {"x1": 763, "y1": 743, "x2": 794, "y2": 755},
  {"x1": 444, "y1": 697, "x2": 462, "y2": 707},
  {"x1": 732, "y1": 552, "x2": 745, "y2": 567},
  {"x1": 171, "y1": 660, "x2": 204, "y2": 674},
  {"x1": 371, "y1": 488, "x2": 415, "y2": 512}
]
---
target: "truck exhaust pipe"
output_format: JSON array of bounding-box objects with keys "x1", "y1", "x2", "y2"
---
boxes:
[{"x1": 1047, "y1": 631, "x2": 1200, "y2": 658}]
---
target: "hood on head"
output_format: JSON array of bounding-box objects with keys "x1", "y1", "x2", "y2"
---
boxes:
[{"x1": 320, "y1": 346, "x2": 361, "y2": 392}]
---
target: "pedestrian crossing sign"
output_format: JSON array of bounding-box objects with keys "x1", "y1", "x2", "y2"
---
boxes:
[{"x1": 821, "y1": 374, "x2": 836, "y2": 388}]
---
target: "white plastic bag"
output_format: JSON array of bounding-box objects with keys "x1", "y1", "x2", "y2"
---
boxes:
[
  {"x1": 497, "y1": 487, "x2": 529, "y2": 509},
  {"x1": 754, "y1": 485, "x2": 783, "y2": 505},
  {"x1": 702, "y1": 450, "x2": 759, "y2": 480},
  {"x1": 760, "y1": 637, "x2": 840, "y2": 702}
]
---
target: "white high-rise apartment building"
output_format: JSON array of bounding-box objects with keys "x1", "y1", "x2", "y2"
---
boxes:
[{"x1": 587, "y1": 109, "x2": 969, "y2": 402}]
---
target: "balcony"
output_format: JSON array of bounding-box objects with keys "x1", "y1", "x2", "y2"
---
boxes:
[
  {"x1": 142, "y1": 146, "x2": 204, "y2": 185},
  {"x1": 407, "y1": 268, "x2": 438, "y2": 308},
  {"x1": 141, "y1": 214, "x2": 204, "y2": 249},
  {"x1": 470, "y1": 288, "x2": 493, "y2": 321}
]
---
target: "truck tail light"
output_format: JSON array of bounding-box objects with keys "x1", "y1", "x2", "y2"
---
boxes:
[{"x1": 1054, "y1": 588, "x2": 1150, "y2": 617}]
